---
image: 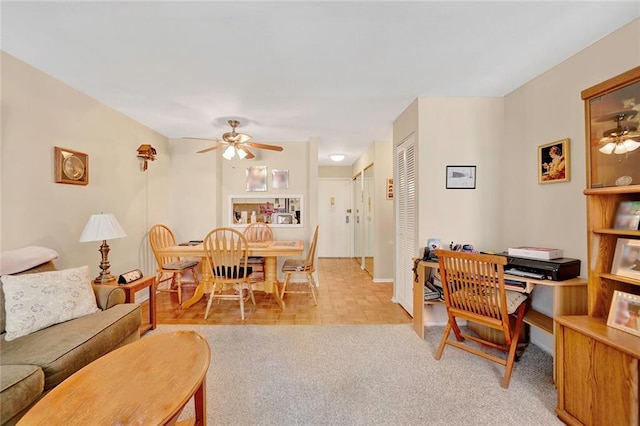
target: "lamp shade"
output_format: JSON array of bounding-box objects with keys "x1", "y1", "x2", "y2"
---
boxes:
[{"x1": 79, "y1": 214, "x2": 127, "y2": 242}]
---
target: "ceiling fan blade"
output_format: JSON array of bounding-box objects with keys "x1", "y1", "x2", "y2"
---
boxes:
[
  {"x1": 196, "y1": 145, "x2": 225, "y2": 154},
  {"x1": 183, "y1": 137, "x2": 221, "y2": 142},
  {"x1": 238, "y1": 145, "x2": 256, "y2": 159},
  {"x1": 245, "y1": 142, "x2": 284, "y2": 152}
]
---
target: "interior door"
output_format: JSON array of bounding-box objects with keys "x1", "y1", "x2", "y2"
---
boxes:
[
  {"x1": 353, "y1": 172, "x2": 363, "y2": 267},
  {"x1": 363, "y1": 164, "x2": 374, "y2": 276},
  {"x1": 395, "y1": 135, "x2": 417, "y2": 315},
  {"x1": 318, "y1": 178, "x2": 352, "y2": 257}
]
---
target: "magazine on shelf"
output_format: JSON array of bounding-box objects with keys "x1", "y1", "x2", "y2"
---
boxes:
[{"x1": 507, "y1": 246, "x2": 563, "y2": 260}]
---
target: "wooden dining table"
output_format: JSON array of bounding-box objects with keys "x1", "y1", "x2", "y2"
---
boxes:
[{"x1": 156, "y1": 240, "x2": 304, "y2": 309}]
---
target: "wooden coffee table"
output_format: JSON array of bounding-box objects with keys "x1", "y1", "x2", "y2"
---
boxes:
[{"x1": 18, "y1": 331, "x2": 210, "y2": 425}]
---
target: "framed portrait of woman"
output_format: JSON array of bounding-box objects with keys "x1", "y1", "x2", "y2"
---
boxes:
[{"x1": 538, "y1": 138, "x2": 570, "y2": 184}]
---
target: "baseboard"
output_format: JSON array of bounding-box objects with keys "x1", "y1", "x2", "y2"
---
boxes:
[{"x1": 372, "y1": 278, "x2": 393, "y2": 283}]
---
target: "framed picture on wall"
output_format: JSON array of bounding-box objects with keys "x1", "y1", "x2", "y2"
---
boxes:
[
  {"x1": 54, "y1": 146, "x2": 89, "y2": 186},
  {"x1": 538, "y1": 138, "x2": 570, "y2": 184},
  {"x1": 272, "y1": 169, "x2": 289, "y2": 189},
  {"x1": 607, "y1": 290, "x2": 640, "y2": 337},
  {"x1": 446, "y1": 166, "x2": 476, "y2": 189},
  {"x1": 246, "y1": 166, "x2": 267, "y2": 192}
]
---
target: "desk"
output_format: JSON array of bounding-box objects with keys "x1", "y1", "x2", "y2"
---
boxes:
[
  {"x1": 18, "y1": 331, "x2": 210, "y2": 426},
  {"x1": 413, "y1": 260, "x2": 587, "y2": 379},
  {"x1": 157, "y1": 240, "x2": 304, "y2": 310}
]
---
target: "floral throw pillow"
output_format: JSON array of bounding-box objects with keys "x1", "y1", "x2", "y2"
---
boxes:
[{"x1": 1, "y1": 265, "x2": 99, "y2": 341}]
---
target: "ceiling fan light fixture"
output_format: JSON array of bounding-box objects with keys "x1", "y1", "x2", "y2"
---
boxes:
[
  {"x1": 330, "y1": 154, "x2": 345, "y2": 162},
  {"x1": 222, "y1": 145, "x2": 236, "y2": 160},
  {"x1": 237, "y1": 148, "x2": 248, "y2": 159},
  {"x1": 622, "y1": 138, "x2": 640, "y2": 152},
  {"x1": 599, "y1": 142, "x2": 616, "y2": 154}
]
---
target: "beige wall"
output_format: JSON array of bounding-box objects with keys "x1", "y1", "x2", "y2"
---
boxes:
[
  {"x1": 1, "y1": 52, "x2": 170, "y2": 278},
  {"x1": 502, "y1": 18, "x2": 640, "y2": 352},
  {"x1": 318, "y1": 166, "x2": 352, "y2": 179}
]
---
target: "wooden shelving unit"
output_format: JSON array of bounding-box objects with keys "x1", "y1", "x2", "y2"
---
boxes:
[{"x1": 555, "y1": 67, "x2": 640, "y2": 426}]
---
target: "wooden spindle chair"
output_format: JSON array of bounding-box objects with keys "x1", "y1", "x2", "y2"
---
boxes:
[
  {"x1": 280, "y1": 226, "x2": 319, "y2": 305},
  {"x1": 433, "y1": 249, "x2": 528, "y2": 388},
  {"x1": 203, "y1": 227, "x2": 255, "y2": 320},
  {"x1": 243, "y1": 222, "x2": 274, "y2": 281},
  {"x1": 148, "y1": 224, "x2": 199, "y2": 306}
]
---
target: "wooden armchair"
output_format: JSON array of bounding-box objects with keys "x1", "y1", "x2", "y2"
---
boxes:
[{"x1": 433, "y1": 249, "x2": 528, "y2": 388}]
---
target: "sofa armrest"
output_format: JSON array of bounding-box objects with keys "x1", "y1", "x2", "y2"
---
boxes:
[{"x1": 92, "y1": 285, "x2": 125, "y2": 310}]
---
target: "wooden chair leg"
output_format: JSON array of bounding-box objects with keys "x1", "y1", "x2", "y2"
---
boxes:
[
  {"x1": 176, "y1": 272, "x2": 182, "y2": 306},
  {"x1": 239, "y1": 285, "x2": 245, "y2": 321},
  {"x1": 280, "y1": 273, "x2": 291, "y2": 299},
  {"x1": 501, "y1": 303, "x2": 527, "y2": 388},
  {"x1": 434, "y1": 323, "x2": 452, "y2": 360},
  {"x1": 248, "y1": 283, "x2": 256, "y2": 305},
  {"x1": 204, "y1": 293, "x2": 215, "y2": 320},
  {"x1": 307, "y1": 273, "x2": 318, "y2": 305}
]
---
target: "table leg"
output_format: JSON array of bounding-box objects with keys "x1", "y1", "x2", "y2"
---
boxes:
[
  {"x1": 194, "y1": 379, "x2": 206, "y2": 426},
  {"x1": 181, "y1": 256, "x2": 212, "y2": 310},
  {"x1": 263, "y1": 256, "x2": 285, "y2": 309},
  {"x1": 149, "y1": 281, "x2": 157, "y2": 330}
]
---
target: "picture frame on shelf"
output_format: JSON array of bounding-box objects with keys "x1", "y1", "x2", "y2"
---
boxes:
[
  {"x1": 611, "y1": 238, "x2": 640, "y2": 280},
  {"x1": 246, "y1": 166, "x2": 267, "y2": 192},
  {"x1": 54, "y1": 146, "x2": 89, "y2": 186},
  {"x1": 538, "y1": 138, "x2": 570, "y2": 184},
  {"x1": 614, "y1": 201, "x2": 640, "y2": 230},
  {"x1": 607, "y1": 290, "x2": 640, "y2": 337},
  {"x1": 445, "y1": 166, "x2": 476, "y2": 189}
]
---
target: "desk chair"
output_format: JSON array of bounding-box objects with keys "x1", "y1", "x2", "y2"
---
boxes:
[
  {"x1": 148, "y1": 224, "x2": 199, "y2": 306},
  {"x1": 433, "y1": 249, "x2": 528, "y2": 388},
  {"x1": 280, "y1": 226, "x2": 319, "y2": 305},
  {"x1": 243, "y1": 222, "x2": 274, "y2": 281},
  {"x1": 203, "y1": 227, "x2": 255, "y2": 320}
]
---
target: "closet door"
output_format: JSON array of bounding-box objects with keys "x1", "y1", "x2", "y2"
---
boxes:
[{"x1": 395, "y1": 135, "x2": 417, "y2": 315}]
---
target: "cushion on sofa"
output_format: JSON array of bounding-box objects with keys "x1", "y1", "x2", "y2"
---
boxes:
[
  {"x1": 0, "y1": 261, "x2": 57, "y2": 335},
  {"x1": 0, "y1": 247, "x2": 59, "y2": 276},
  {"x1": 1, "y1": 266, "x2": 100, "y2": 341},
  {"x1": 0, "y1": 304, "x2": 141, "y2": 390},
  {"x1": 0, "y1": 364, "x2": 44, "y2": 423}
]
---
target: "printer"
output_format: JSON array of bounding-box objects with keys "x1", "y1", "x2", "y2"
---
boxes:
[{"x1": 499, "y1": 254, "x2": 581, "y2": 281}]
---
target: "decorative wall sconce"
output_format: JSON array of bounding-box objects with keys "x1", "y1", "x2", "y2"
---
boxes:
[{"x1": 136, "y1": 144, "x2": 157, "y2": 171}]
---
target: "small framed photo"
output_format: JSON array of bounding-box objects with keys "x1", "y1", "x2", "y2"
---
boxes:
[
  {"x1": 246, "y1": 166, "x2": 267, "y2": 192},
  {"x1": 538, "y1": 138, "x2": 570, "y2": 184},
  {"x1": 54, "y1": 146, "x2": 89, "y2": 185},
  {"x1": 446, "y1": 166, "x2": 476, "y2": 189},
  {"x1": 611, "y1": 238, "x2": 640, "y2": 280},
  {"x1": 272, "y1": 169, "x2": 289, "y2": 190},
  {"x1": 607, "y1": 290, "x2": 640, "y2": 337},
  {"x1": 386, "y1": 177, "x2": 394, "y2": 199},
  {"x1": 614, "y1": 201, "x2": 640, "y2": 230}
]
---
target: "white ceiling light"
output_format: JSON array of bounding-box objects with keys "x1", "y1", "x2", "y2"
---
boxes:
[
  {"x1": 330, "y1": 154, "x2": 345, "y2": 162},
  {"x1": 222, "y1": 145, "x2": 236, "y2": 160}
]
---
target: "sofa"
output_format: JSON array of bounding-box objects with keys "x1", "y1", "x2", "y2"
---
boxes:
[{"x1": 0, "y1": 260, "x2": 141, "y2": 425}]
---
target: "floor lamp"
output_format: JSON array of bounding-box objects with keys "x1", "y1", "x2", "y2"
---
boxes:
[{"x1": 79, "y1": 213, "x2": 127, "y2": 284}]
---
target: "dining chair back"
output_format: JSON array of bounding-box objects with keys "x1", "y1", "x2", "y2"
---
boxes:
[
  {"x1": 203, "y1": 227, "x2": 256, "y2": 320},
  {"x1": 280, "y1": 225, "x2": 319, "y2": 305},
  {"x1": 433, "y1": 249, "x2": 528, "y2": 388},
  {"x1": 243, "y1": 223, "x2": 274, "y2": 282},
  {"x1": 148, "y1": 224, "x2": 199, "y2": 306}
]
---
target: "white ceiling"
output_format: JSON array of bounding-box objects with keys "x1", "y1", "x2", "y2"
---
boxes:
[{"x1": 2, "y1": 1, "x2": 638, "y2": 165}]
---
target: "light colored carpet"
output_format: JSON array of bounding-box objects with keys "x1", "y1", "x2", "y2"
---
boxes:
[{"x1": 148, "y1": 324, "x2": 561, "y2": 425}]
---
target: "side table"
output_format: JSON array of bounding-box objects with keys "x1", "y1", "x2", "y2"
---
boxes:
[{"x1": 119, "y1": 275, "x2": 156, "y2": 334}]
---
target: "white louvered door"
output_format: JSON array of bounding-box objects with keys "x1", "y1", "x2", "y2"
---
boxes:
[{"x1": 394, "y1": 135, "x2": 417, "y2": 315}]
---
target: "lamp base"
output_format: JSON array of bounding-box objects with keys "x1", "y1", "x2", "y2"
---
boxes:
[{"x1": 93, "y1": 274, "x2": 117, "y2": 285}]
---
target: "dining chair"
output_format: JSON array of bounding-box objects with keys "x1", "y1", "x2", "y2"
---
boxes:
[
  {"x1": 433, "y1": 249, "x2": 528, "y2": 388},
  {"x1": 148, "y1": 224, "x2": 200, "y2": 306},
  {"x1": 243, "y1": 222, "x2": 274, "y2": 281},
  {"x1": 203, "y1": 227, "x2": 256, "y2": 320},
  {"x1": 280, "y1": 225, "x2": 319, "y2": 305}
]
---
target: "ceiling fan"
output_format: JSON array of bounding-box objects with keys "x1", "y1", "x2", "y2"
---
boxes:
[
  {"x1": 184, "y1": 119, "x2": 284, "y2": 160},
  {"x1": 597, "y1": 110, "x2": 640, "y2": 155}
]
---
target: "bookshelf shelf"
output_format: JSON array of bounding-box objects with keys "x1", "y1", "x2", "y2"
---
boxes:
[
  {"x1": 599, "y1": 273, "x2": 640, "y2": 287},
  {"x1": 592, "y1": 229, "x2": 640, "y2": 237}
]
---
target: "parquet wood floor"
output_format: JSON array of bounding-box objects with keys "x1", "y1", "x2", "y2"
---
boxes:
[{"x1": 148, "y1": 258, "x2": 411, "y2": 325}]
